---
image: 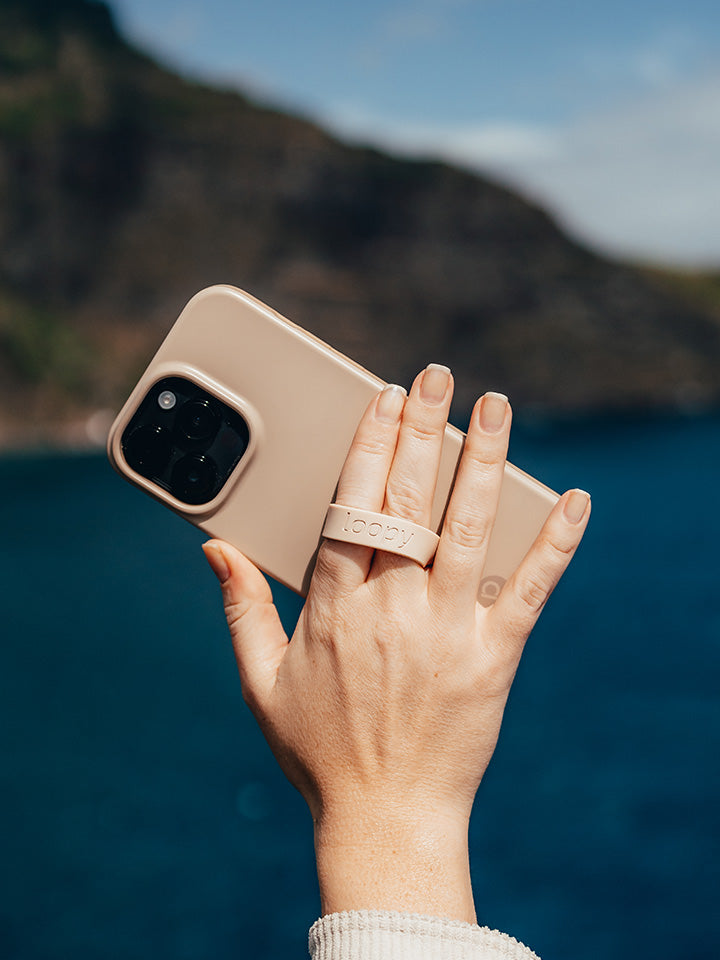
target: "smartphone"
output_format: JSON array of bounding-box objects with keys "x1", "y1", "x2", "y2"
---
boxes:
[{"x1": 107, "y1": 285, "x2": 558, "y2": 604}]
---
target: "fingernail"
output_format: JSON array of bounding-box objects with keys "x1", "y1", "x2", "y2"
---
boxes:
[
  {"x1": 375, "y1": 384, "x2": 407, "y2": 423},
  {"x1": 479, "y1": 392, "x2": 508, "y2": 433},
  {"x1": 202, "y1": 541, "x2": 230, "y2": 583},
  {"x1": 563, "y1": 490, "x2": 590, "y2": 524},
  {"x1": 420, "y1": 363, "x2": 451, "y2": 404}
]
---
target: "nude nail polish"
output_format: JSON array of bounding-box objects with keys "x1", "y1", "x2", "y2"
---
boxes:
[
  {"x1": 479, "y1": 392, "x2": 508, "y2": 433},
  {"x1": 563, "y1": 489, "x2": 590, "y2": 524},
  {"x1": 375, "y1": 384, "x2": 407, "y2": 423},
  {"x1": 420, "y1": 364, "x2": 451, "y2": 404}
]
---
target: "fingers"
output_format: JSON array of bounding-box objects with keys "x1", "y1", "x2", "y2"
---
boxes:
[
  {"x1": 202, "y1": 539, "x2": 289, "y2": 713},
  {"x1": 315, "y1": 366, "x2": 453, "y2": 593},
  {"x1": 312, "y1": 384, "x2": 406, "y2": 591},
  {"x1": 430, "y1": 392, "x2": 511, "y2": 607},
  {"x1": 382, "y1": 365, "x2": 453, "y2": 526},
  {"x1": 487, "y1": 489, "x2": 591, "y2": 658},
  {"x1": 372, "y1": 364, "x2": 453, "y2": 580}
]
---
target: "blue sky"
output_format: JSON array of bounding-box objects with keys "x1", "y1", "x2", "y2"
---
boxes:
[{"x1": 112, "y1": 0, "x2": 720, "y2": 266}]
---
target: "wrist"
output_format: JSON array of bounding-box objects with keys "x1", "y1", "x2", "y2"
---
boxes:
[{"x1": 313, "y1": 800, "x2": 475, "y2": 923}]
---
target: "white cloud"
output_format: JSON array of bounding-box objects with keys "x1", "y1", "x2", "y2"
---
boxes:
[
  {"x1": 323, "y1": 104, "x2": 559, "y2": 162},
  {"x1": 322, "y1": 71, "x2": 720, "y2": 266}
]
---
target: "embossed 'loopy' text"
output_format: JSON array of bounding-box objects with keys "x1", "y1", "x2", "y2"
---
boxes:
[
  {"x1": 322, "y1": 503, "x2": 440, "y2": 567},
  {"x1": 342, "y1": 510, "x2": 415, "y2": 549}
]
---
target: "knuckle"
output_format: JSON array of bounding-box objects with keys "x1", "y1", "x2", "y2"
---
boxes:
[
  {"x1": 384, "y1": 483, "x2": 427, "y2": 520},
  {"x1": 477, "y1": 651, "x2": 516, "y2": 698},
  {"x1": 352, "y1": 433, "x2": 392, "y2": 459},
  {"x1": 224, "y1": 599, "x2": 252, "y2": 634},
  {"x1": 404, "y1": 419, "x2": 443, "y2": 444},
  {"x1": 544, "y1": 532, "x2": 577, "y2": 559},
  {"x1": 465, "y1": 439, "x2": 505, "y2": 472},
  {"x1": 465, "y1": 460, "x2": 500, "y2": 488},
  {"x1": 535, "y1": 529, "x2": 577, "y2": 574},
  {"x1": 515, "y1": 572, "x2": 550, "y2": 613},
  {"x1": 311, "y1": 547, "x2": 360, "y2": 601},
  {"x1": 442, "y1": 512, "x2": 489, "y2": 550}
]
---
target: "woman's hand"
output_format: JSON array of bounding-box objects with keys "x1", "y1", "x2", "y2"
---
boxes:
[{"x1": 203, "y1": 365, "x2": 590, "y2": 922}]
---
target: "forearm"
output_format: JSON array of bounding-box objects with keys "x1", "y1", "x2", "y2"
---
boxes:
[{"x1": 314, "y1": 804, "x2": 476, "y2": 923}]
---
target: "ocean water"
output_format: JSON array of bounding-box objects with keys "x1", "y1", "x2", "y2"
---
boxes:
[{"x1": 0, "y1": 414, "x2": 718, "y2": 960}]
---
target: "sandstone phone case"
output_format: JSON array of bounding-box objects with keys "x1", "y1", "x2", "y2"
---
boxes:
[{"x1": 107, "y1": 285, "x2": 559, "y2": 603}]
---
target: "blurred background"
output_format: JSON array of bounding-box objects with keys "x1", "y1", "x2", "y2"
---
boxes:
[{"x1": 0, "y1": 1, "x2": 718, "y2": 958}]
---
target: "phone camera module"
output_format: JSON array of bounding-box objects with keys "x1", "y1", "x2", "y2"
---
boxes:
[
  {"x1": 121, "y1": 376, "x2": 250, "y2": 508},
  {"x1": 123, "y1": 424, "x2": 172, "y2": 478},
  {"x1": 176, "y1": 399, "x2": 221, "y2": 443},
  {"x1": 170, "y1": 454, "x2": 219, "y2": 504}
]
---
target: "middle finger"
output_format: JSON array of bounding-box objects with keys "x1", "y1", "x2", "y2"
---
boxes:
[{"x1": 373, "y1": 363, "x2": 453, "y2": 577}]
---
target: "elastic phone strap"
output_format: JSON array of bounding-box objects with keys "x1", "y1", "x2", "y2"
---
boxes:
[{"x1": 322, "y1": 504, "x2": 440, "y2": 567}]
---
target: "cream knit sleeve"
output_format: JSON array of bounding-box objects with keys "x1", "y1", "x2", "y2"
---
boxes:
[{"x1": 308, "y1": 911, "x2": 541, "y2": 960}]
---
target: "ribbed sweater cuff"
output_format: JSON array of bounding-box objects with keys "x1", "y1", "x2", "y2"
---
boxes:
[{"x1": 308, "y1": 910, "x2": 541, "y2": 960}]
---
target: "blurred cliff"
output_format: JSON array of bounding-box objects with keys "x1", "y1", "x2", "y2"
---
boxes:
[{"x1": 1, "y1": 0, "x2": 719, "y2": 448}]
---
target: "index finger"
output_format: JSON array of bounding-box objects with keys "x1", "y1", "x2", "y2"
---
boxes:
[{"x1": 312, "y1": 384, "x2": 407, "y2": 593}]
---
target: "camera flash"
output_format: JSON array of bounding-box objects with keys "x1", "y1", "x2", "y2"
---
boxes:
[{"x1": 158, "y1": 390, "x2": 177, "y2": 410}]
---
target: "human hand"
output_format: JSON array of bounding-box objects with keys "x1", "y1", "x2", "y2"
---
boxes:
[{"x1": 203, "y1": 365, "x2": 590, "y2": 921}]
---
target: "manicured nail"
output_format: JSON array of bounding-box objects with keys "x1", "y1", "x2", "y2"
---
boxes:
[
  {"x1": 375, "y1": 384, "x2": 407, "y2": 423},
  {"x1": 563, "y1": 489, "x2": 590, "y2": 524},
  {"x1": 202, "y1": 541, "x2": 230, "y2": 583},
  {"x1": 479, "y1": 392, "x2": 508, "y2": 433},
  {"x1": 420, "y1": 364, "x2": 451, "y2": 404}
]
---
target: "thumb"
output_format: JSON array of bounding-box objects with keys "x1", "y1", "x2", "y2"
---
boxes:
[{"x1": 202, "y1": 539, "x2": 288, "y2": 712}]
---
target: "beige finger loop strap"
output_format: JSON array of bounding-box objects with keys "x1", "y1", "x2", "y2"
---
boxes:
[{"x1": 322, "y1": 504, "x2": 440, "y2": 567}]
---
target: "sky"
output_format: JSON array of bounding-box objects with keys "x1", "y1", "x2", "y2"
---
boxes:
[{"x1": 111, "y1": 0, "x2": 720, "y2": 267}]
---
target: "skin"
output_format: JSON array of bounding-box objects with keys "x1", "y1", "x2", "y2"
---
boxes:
[{"x1": 202, "y1": 365, "x2": 590, "y2": 924}]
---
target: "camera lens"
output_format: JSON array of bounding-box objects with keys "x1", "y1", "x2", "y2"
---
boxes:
[
  {"x1": 170, "y1": 454, "x2": 219, "y2": 505},
  {"x1": 176, "y1": 399, "x2": 221, "y2": 443},
  {"x1": 123, "y1": 424, "x2": 172, "y2": 478}
]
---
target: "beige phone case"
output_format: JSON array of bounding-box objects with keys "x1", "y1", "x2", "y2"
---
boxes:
[{"x1": 107, "y1": 285, "x2": 558, "y2": 603}]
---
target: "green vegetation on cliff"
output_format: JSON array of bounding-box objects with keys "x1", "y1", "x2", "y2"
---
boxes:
[{"x1": 1, "y1": 0, "x2": 719, "y2": 446}]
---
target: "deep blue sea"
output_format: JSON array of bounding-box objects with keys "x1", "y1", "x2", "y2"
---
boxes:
[{"x1": 1, "y1": 414, "x2": 718, "y2": 960}]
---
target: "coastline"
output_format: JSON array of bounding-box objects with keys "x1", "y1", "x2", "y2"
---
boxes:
[
  {"x1": 0, "y1": 408, "x2": 117, "y2": 456},
  {"x1": 2, "y1": 403, "x2": 718, "y2": 457}
]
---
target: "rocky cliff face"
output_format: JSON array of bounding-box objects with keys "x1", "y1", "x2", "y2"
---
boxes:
[{"x1": 1, "y1": 0, "x2": 719, "y2": 447}]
